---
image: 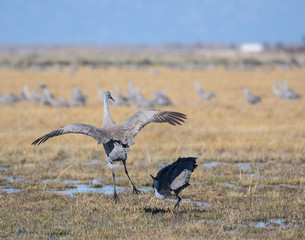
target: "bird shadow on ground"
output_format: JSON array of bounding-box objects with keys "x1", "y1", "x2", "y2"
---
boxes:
[{"x1": 142, "y1": 207, "x2": 171, "y2": 214}]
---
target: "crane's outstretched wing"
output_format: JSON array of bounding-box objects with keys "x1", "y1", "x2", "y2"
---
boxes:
[
  {"x1": 114, "y1": 111, "x2": 186, "y2": 146},
  {"x1": 32, "y1": 123, "x2": 111, "y2": 145}
]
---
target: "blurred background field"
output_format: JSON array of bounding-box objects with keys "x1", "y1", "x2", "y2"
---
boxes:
[{"x1": 0, "y1": 55, "x2": 305, "y2": 238}]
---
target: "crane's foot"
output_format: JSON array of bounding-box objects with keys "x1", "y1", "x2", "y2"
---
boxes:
[
  {"x1": 171, "y1": 205, "x2": 179, "y2": 213},
  {"x1": 132, "y1": 187, "x2": 140, "y2": 194},
  {"x1": 113, "y1": 192, "x2": 119, "y2": 202}
]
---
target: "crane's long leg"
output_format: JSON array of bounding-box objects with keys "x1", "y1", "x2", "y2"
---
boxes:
[
  {"x1": 173, "y1": 195, "x2": 181, "y2": 211},
  {"x1": 110, "y1": 165, "x2": 119, "y2": 202},
  {"x1": 122, "y1": 160, "x2": 140, "y2": 194}
]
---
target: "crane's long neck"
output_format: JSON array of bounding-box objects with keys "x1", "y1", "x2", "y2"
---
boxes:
[
  {"x1": 272, "y1": 83, "x2": 280, "y2": 94},
  {"x1": 103, "y1": 94, "x2": 110, "y2": 122},
  {"x1": 102, "y1": 93, "x2": 115, "y2": 127},
  {"x1": 243, "y1": 87, "x2": 248, "y2": 95},
  {"x1": 194, "y1": 80, "x2": 200, "y2": 91}
]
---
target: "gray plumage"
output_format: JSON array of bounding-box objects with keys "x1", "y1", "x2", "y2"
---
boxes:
[
  {"x1": 70, "y1": 86, "x2": 87, "y2": 106},
  {"x1": 0, "y1": 93, "x2": 24, "y2": 105},
  {"x1": 272, "y1": 82, "x2": 286, "y2": 99},
  {"x1": 32, "y1": 91, "x2": 187, "y2": 200},
  {"x1": 150, "y1": 157, "x2": 197, "y2": 210},
  {"x1": 279, "y1": 80, "x2": 300, "y2": 99},
  {"x1": 153, "y1": 91, "x2": 173, "y2": 106},
  {"x1": 112, "y1": 85, "x2": 129, "y2": 106},
  {"x1": 98, "y1": 84, "x2": 104, "y2": 103},
  {"x1": 194, "y1": 79, "x2": 216, "y2": 100},
  {"x1": 127, "y1": 81, "x2": 155, "y2": 108},
  {"x1": 243, "y1": 86, "x2": 261, "y2": 104}
]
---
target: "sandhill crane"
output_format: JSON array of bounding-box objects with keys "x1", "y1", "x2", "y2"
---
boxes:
[
  {"x1": 153, "y1": 91, "x2": 173, "y2": 106},
  {"x1": 32, "y1": 91, "x2": 187, "y2": 200},
  {"x1": 98, "y1": 84, "x2": 104, "y2": 103},
  {"x1": 243, "y1": 86, "x2": 261, "y2": 104},
  {"x1": 272, "y1": 82, "x2": 286, "y2": 99},
  {"x1": 150, "y1": 157, "x2": 197, "y2": 210},
  {"x1": 127, "y1": 80, "x2": 138, "y2": 104},
  {"x1": 39, "y1": 83, "x2": 68, "y2": 107},
  {"x1": 24, "y1": 85, "x2": 35, "y2": 101},
  {"x1": 0, "y1": 93, "x2": 23, "y2": 105},
  {"x1": 32, "y1": 87, "x2": 48, "y2": 103},
  {"x1": 132, "y1": 87, "x2": 155, "y2": 108},
  {"x1": 127, "y1": 81, "x2": 154, "y2": 108},
  {"x1": 113, "y1": 85, "x2": 129, "y2": 106},
  {"x1": 69, "y1": 86, "x2": 87, "y2": 107},
  {"x1": 279, "y1": 80, "x2": 300, "y2": 99},
  {"x1": 72, "y1": 86, "x2": 87, "y2": 103},
  {"x1": 194, "y1": 79, "x2": 216, "y2": 100},
  {"x1": 24, "y1": 85, "x2": 45, "y2": 103}
]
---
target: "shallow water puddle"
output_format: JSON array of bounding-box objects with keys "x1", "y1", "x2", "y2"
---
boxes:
[
  {"x1": 219, "y1": 183, "x2": 238, "y2": 188},
  {"x1": 0, "y1": 188, "x2": 21, "y2": 193},
  {"x1": 259, "y1": 184, "x2": 304, "y2": 190},
  {"x1": 244, "y1": 218, "x2": 289, "y2": 228},
  {"x1": 53, "y1": 184, "x2": 128, "y2": 195},
  {"x1": 199, "y1": 218, "x2": 296, "y2": 229},
  {"x1": 46, "y1": 178, "x2": 152, "y2": 196},
  {"x1": 0, "y1": 166, "x2": 8, "y2": 171},
  {"x1": 201, "y1": 161, "x2": 252, "y2": 172}
]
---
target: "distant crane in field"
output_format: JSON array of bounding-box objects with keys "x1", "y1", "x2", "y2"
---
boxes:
[
  {"x1": 153, "y1": 91, "x2": 173, "y2": 106},
  {"x1": 32, "y1": 91, "x2": 187, "y2": 201},
  {"x1": 112, "y1": 85, "x2": 129, "y2": 106},
  {"x1": 243, "y1": 86, "x2": 261, "y2": 104},
  {"x1": 150, "y1": 157, "x2": 197, "y2": 210},
  {"x1": 272, "y1": 82, "x2": 286, "y2": 99},
  {"x1": 194, "y1": 79, "x2": 216, "y2": 100},
  {"x1": 127, "y1": 81, "x2": 155, "y2": 108},
  {"x1": 272, "y1": 81, "x2": 300, "y2": 99},
  {"x1": 278, "y1": 80, "x2": 300, "y2": 99},
  {"x1": 69, "y1": 86, "x2": 87, "y2": 107},
  {"x1": 98, "y1": 84, "x2": 104, "y2": 103},
  {"x1": 0, "y1": 92, "x2": 24, "y2": 105},
  {"x1": 39, "y1": 82, "x2": 68, "y2": 108}
]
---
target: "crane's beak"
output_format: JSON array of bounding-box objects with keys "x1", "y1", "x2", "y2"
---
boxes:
[
  {"x1": 150, "y1": 174, "x2": 155, "y2": 180},
  {"x1": 110, "y1": 96, "x2": 115, "y2": 102}
]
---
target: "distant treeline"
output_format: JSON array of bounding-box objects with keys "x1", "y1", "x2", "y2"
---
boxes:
[{"x1": 0, "y1": 45, "x2": 304, "y2": 69}]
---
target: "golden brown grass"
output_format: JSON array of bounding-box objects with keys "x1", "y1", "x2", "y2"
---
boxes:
[{"x1": 0, "y1": 66, "x2": 304, "y2": 239}]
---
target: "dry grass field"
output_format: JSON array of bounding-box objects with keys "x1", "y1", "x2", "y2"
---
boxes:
[{"x1": 0, "y1": 65, "x2": 305, "y2": 239}]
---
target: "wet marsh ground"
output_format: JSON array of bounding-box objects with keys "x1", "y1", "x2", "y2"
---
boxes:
[{"x1": 0, "y1": 66, "x2": 305, "y2": 239}]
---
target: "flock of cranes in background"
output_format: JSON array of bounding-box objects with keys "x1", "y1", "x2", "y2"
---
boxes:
[{"x1": 0, "y1": 79, "x2": 301, "y2": 106}]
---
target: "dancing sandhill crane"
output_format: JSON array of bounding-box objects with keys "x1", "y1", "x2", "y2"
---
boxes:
[
  {"x1": 153, "y1": 91, "x2": 173, "y2": 106},
  {"x1": 279, "y1": 80, "x2": 300, "y2": 99},
  {"x1": 243, "y1": 86, "x2": 261, "y2": 104},
  {"x1": 194, "y1": 79, "x2": 216, "y2": 100},
  {"x1": 150, "y1": 157, "x2": 197, "y2": 210},
  {"x1": 32, "y1": 91, "x2": 187, "y2": 200}
]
